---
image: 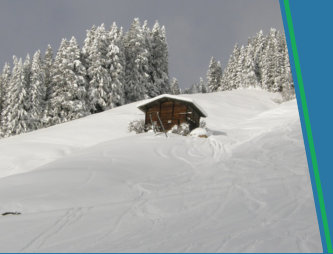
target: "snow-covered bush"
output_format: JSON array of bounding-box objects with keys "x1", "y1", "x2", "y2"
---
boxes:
[
  {"x1": 169, "y1": 125, "x2": 178, "y2": 134},
  {"x1": 168, "y1": 121, "x2": 209, "y2": 137},
  {"x1": 179, "y1": 123, "x2": 190, "y2": 136},
  {"x1": 168, "y1": 123, "x2": 190, "y2": 136},
  {"x1": 128, "y1": 119, "x2": 145, "y2": 134}
]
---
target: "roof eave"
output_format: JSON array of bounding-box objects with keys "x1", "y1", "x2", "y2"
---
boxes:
[{"x1": 137, "y1": 94, "x2": 208, "y2": 117}]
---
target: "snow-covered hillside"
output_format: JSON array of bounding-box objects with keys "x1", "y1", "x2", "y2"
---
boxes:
[{"x1": 0, "y1": 89, "x2": 321, "y2": 252}]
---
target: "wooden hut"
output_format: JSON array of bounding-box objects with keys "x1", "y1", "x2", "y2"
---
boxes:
[{"x1": 137, "y1": 94, "x2": 207, "y2": 132}]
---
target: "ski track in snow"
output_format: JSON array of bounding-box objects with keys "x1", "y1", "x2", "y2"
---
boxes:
[
  {"x1": 0, "y1": 90, "x2": 322, "y2": 252},
  {"x1": 21, "y1": 207, "x2": 88, "y2": 252}
]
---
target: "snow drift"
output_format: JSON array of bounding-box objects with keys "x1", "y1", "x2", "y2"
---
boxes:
[{"x1": 0, "y1": 89, "x2": 321, "y2": 252}]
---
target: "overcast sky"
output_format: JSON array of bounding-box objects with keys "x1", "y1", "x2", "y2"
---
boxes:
[{"x1": 0, "y1": 0, "x2": 284, "y2": 89}]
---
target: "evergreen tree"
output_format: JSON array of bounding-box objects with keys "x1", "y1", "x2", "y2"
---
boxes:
[
  {"x1": 0, "y1": 63, "x2": 11, "y2": 137},
  {"x1": 86, "y1": 24, "x2": 113, "y2": 113},
  {"x1": 170, "y1": 77, "x2": 181, "y2": 95},
  {"x1": 0, "y1": 73, "x2": 2, "y2": 125},
  {"x1": 124, "y1": 18, "x2": 150, "y2": 102},
  {"x1": 43, "y1": 45, "x2": 53, "y2": 99},
  {"x1": 273, "y1": 30, "x2": 284, "y2": 93},
  {"x1": 2, "y1": 57, "x2": 29, "y2": 136},
  {"x1": 198, "y1": 77, "x2": 209, "y2": 93},
  {"x1": 221, "y1": 44, "x2": 238, "y2": 91},
  {"x1": 186, "y1": 82, "x2": 200, "y2": 94},
  {"x1": 234, "y1": 45, "x2": 246, "y2": 88},
  {"x1": 148, "y1": 21, "x2": 170, "y2": 96},
  {"x1": 281, "y1": 38, "x2": 295, "y2": 99},
  {"x1": 261, "y1": 28, "x2": 284, "y2": 92},
  {"x1": 241, "y1": 43, "x2": 258, "y2": 88},
  {"x1": 82, "y1": 25, "x2": 97, "y2": 68},
  {"x1": 227, "y1": 44, "x2": 241, "y2": 90},
  {"x1": 182, "y1": 87, "x2": 191, "y2": 94},
  {"x1": 207, "y1": 57, "x2": 222, "y2": 92},
  {"x1": 47, "y1": 39, "x2": 68, "y2": 124},
  {"x1": 28, "y1": 50, "x2": 46, "y2": 130},
  {"x1": 107, "y1": 23, "x2": 126, "y2": 108},
  {"x1": 252, "y1": 30, "x2": 266, "y2": 88},
  {"x1": 67, "y1": 37, "x2": 88, "y2": 119},
  {"x1": 48, "y1": 37, "x2": 88, "y2": 124},
  {"x1": 141, "y1": 20, "x2": 157, "y2": 97},
  {"x1": 42, "y1": 45, "x2": 54, "y2": 127},
  {"x1": 23, "y1": 54, "x2": 31, "y2": 102},
  {"x1": 159, "y1": 26, "x2": 170, "y2": 94}
]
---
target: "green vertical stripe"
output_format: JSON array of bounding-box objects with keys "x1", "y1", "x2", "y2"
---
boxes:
[{"x1": 283, "y1": 0, "x2": 332, "y2": 252}]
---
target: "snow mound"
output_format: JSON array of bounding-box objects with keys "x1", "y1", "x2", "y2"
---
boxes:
[{"x1": 189, "y1": 127, "x2": 209, "y2": 137}]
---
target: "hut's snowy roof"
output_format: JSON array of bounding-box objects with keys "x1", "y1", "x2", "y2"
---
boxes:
[{"x1": 137, "y1": 94, "x2": 208, "y2": 117}]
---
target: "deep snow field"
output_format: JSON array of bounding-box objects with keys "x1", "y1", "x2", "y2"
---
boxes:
[{"x1": 0, "y1": 89, "x2": 322, "y2": 252}]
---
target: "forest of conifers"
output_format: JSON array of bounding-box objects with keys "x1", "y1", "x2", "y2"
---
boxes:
[{"x1": 0, "y1": 18, "x2": 294, "y2": 138}]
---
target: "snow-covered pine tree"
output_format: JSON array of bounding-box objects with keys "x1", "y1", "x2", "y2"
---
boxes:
[
  {"x1": 234, "y1": 45, "x2": 246, "y2": 88},
  {"x1": 0, "y1": 63, "x2": 11, "y2": 137},
  {"x1": 22, "y1": 54, "x2": 32, "y2": 130},
  {"x1": 241, "y1": 43, "x2": 259, "y2": 88},
  {"x1": 272, "y1": 30, "x2": 284, "y2": 93},
  {"x1": 48, "y1": 37, "x2": 88, "y2": 124},
  {"x1": 182, "y1": 87, "x2": 191, "y2": 94},
  {"x1": 41, "y1": 45, "x2": 53, "y2": 127},
  {"x1": 198, "y1": 77, "x2": 209, "y2": 93},
  {"x1": 123, "y1": 18, "x2": 150, "y2": 103},
  {"x1": 281, "y1": 37, "x2": 295, "y2": 99},
  {"x1": 262, "y1": 28, "x2": 279, "y2": 92},
  {"x1": 149, "y1": 21, "x2": 170, "y2": 96},
  {"x1": 82, "y1": 25, "x2": 97, "y2": 68},
  {"x1": 170, "y1": 77, "x2": 181, "y2": 95},
  {"x1": 159, "y1": 25, "x2": 170, "y2": 94},
  {"x1": 86, "y1": 24, "x2": 113, "y2": 113},
  {"x1": 206, "y1": 57, "x2": 222, "y2": 92},
  {"x1": 226, "y1": 44, "x2": 241, "y2": 90},
  {"x1": 189, "y1": 82, "x2": 200, "y2": 94},
  {"x1": 0, "y1": 73, "x2": 2, "y2": 129},
  {"x1": 220, "y1": 61, "x2": 231, "y2": 91},
  {"x1": 2, "y1": 57, "x2": 30, "y2": 136},
  {"x1": 47, "y1": 39, "x2": 69, "y2": 124},
  {"x1": 252, "y1": 30, "x2": 266, "y2": 88},
  {"x1": 43, "y1": 45, "x2": 53, "y2": 100},
  {"x1": 141, "y1": 20, "x2": 157, "y2": 97},
  {"x1": 28, "y1": 50, "x2": 46, "y2": 130},
  {"x1": 66, "y1": 37, "x2": 88, "y2": 119},
  {"x1": 221, "y1": 45, "x2": 237, "y2": 91},
  {"x1": 23, "y1": 54, "x2": 31, "y2": 95},
  {"x1": 107, "y1": 22, "x2": 126, "y2": 108},
  {"x1": 0, "y1": 81, "x2": 3, "y2": 137},
  {"x1": 284, "y1": 41, "x2": 294, "y2": 92}
]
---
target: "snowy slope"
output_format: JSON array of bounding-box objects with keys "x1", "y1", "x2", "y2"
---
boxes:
[{"x1": 0, "y1": 89, "x2": 321, "y2": 252}]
